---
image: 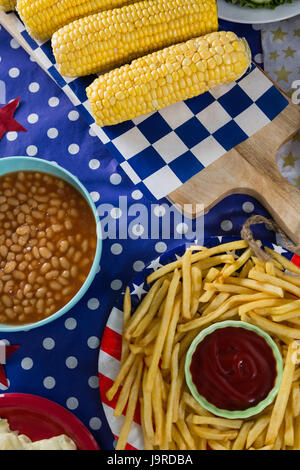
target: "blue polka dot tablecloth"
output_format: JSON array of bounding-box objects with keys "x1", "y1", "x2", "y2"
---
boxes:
[
  {"x1": 0, "y1": 20, "x2": 288, "y2": 450},
  {"x1": 1, "y1": 11, "x2": 288, "y2": 200}
]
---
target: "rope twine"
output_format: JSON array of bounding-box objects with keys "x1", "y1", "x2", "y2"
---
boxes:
[{"x1": 240, "y1": 215, "x2": 300, "y2": 261}]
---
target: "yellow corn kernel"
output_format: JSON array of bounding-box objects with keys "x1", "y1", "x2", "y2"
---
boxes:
[
  {"x1": 52, "y1": 0, "x2": 218, "y2": 77},
  {"x1": 16, "y1": 0, "x2": 141, "y2": 39},
  {"x1": 0, "y1": 0, "x2": 15, "y2": 11},
  {"x1": 86, "y1": 31, "x2": 251, "y2": 127}
]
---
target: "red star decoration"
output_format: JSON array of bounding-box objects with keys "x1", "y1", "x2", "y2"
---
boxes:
[
  {"x1": 0, "y1": 97, "x2": 27, "y2": 140},
  {"x1": 0, "y1": 345, "x2": 19, "y2": 388}
]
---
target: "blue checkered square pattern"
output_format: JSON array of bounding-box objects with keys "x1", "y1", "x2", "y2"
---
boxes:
[{"x1": 8, "y1": 12, "x2": 289, "y2": 201}]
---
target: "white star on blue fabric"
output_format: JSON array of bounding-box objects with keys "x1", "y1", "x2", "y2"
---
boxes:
[
  {"x1": 131, "y1": 282, "x2": 147, "y2": 300},
  {"x1": 272, "y1": 243, "x2": 287, "y2": 254},
  {"x1": 147, "y1": 256, "x2": 163, "y2": 271}
]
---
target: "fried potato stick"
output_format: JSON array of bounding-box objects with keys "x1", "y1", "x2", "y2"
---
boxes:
[
  {"x1": 265, "y1": 341, "x2": 298, "y2": 446},
  {"x1": 182, "y1": 249, "x2": 192, "y2": 319},
  {"x1": 165, "y1": 343, "x2": 180, "y2": 443},
  {"x1": 115, "y1": 359, "x2": 143, "y2": 450},
  {"x1": 146, "y1": 269, "x2": 180, "y2": 393},
  {"x1": 121, "y1": 286, "x2": 131, "y2": 363},
  {"x1": 146, "y1": 240, "x2": 248, "y2": 284}
]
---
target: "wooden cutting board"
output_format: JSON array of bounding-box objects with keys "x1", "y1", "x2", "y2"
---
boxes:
[
  {"x1": 169, "y1": 95, "x2": 300, "y2": 245},
  {"x1": 1, "y1": 11, "x2": 300, "y2": 244}
]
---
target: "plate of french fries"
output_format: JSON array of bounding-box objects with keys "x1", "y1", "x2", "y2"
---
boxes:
[{"x1": 98, "y1": 238, "x2": 300, "y2": 450}]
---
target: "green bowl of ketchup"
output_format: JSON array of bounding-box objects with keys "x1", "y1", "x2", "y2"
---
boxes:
[{"x1": 185, "y1": 320, "x2": 283, "y2": 419}]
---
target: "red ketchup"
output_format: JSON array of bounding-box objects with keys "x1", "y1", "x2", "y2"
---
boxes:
[{"x1": 190, "y1": 326, "x2": 277, "y2": 411}]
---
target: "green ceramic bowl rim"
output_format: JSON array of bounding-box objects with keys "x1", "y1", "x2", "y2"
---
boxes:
[
  {"x1": 0, "y1": 156, "x2": 102, "y2": 333},
  {"x1": 185, "y1": 320, "x2": 283, "y2": 419}
]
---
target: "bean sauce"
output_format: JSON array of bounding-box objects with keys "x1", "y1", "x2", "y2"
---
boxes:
[{"x1": 0, "y1": 171, "x2": 97, "y2": 325}]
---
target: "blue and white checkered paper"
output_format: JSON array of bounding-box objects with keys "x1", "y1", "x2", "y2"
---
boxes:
[{"x1": 4, "y1": 11, "x2": 288, "y2": 200}]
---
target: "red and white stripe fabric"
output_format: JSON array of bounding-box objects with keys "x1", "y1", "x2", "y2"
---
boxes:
[{"x1": 98, "y1": 307, "x2": 143, "y2": 450}]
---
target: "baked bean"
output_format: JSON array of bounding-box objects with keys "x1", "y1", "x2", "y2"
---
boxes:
[
  {"x1": 40, "y1": 263, "x2": 51, "y2": 275},
  {"x1": 34, "y1": 195, "x2": 48, "y2": 203},
  {"x1": 45, "y1": 270, "x2": 59, "y2": 280},
  {"x1": 19, "y1": 261, "x2": 28, "y2": 271},
  {"x1": 4, "y1": 260, "x2": 16, "y2": 274},
  {"x1": 16, "y1": 182, "x2": 26, "y2": 193},
  {"x1": 66, "y1": 247, "x2": 75, "y2": 259},
  {"x1": 36, "y1": 299, "x2": 44, "y2": 311},
  {"x1": 50, "y1": 281, "x2": 61, "y2": 291},
  {"x1": 36, "y1": 276, "x2": 45, "y2": 285},
  {"x1": 72, "y1": 252, "x2": 81, "y2": 264},
  {"x1": 38, "y1": 238, "x2": 47, "y2": 247},
  {"x1": 16, "y1": 225, "x2": 30, "y2": 236},
  {"x1": 39, "y1": 247, "x2": 52, "y2": 259},
  {"x1": 46, "y1": 227, "x2": 53, "y2": 238},
  {"x1": 16, "y1": 289, "x2": 23, "y2": 300},
  {"x1": 57, "y1": 209, "x2": 65, "y2": 220},
  {"x1": 48, "y1": 207, "x2": 58, "y2": 216},
  {"x1": 27, "y1": 271, "x2": 37, "y2": 284},
  {"x1": 59, "y1": 257, "x2": 70, "y2": 270},
  {"x1": 64, "y1": 219, "x2": 73, "y2": 230},
  {"x1": 59, "y1": 240, "x2": 69, "y2": 253},
  {"x1": 0, "y1": 203, "x2": 9, "y2": 212},
  {"x1": 52, "y1": 224, "x2": 63, "y2": 233},
  {"x1": 2, "y1": 294, "x2": 13, "y2": 307},
  {"x1": 24, "y1": 253, "x2": 33, "y2": 262},
  {"x1": 32, "y1": 246, "x2": 40, "y2": 259},
  {"x1": 21, "y1": 203, "x2": 30, "y2": 214},
  {"x1": 11, "y1": 244, "x2": 22, "y2": 253},
  {"x1": 13, "y1": 305, "x2": 23, "y2": 315},
  {"x1": 12, "y1": 271, "x2": 26, "y2": 281},
  {"x1": 0, "y1": 170, "x2": 96, "y2": 326},
  {"x1": 29, "y1": 238, "x2": 38, "y2": 247},
  {"x1": 51, "y1": 257, "x2": 60, "y2": 269},
  {"x1": 62, "y1": 286, "x2": 73, "y2": 296},
  {"x1": 32, "y1": 210, "x2": 43, "y2": 219},
  {"x1": 4, "y1": 280, "x2": 14, "y2": 294},
  {"x1": 24, "y1": 306, "x2": 33, "y2": 315},
  {"x1": 0, "y1": 245, "x2": 8, "y2": 258},
  {"x1": 17, "y1": 213, "x2": 25, "y2": 224},
  {"x1": 23, "y1": 284, "x2": 32, "y2": 295},
  {"x1": 36, "y1": 287, "x2": 47, "y2": 298},
  {"x1": 26, "y1": 215, "x2": 34, "y2": 224},
  {"x1": 18, "y1": 236, "x2": 29, "y2": 247},
  {"x1": 7, "y1": 197, "x2": 19, "y2": 207},
  {"x1": 5, "y1": 308, "x2": 17, "y2": 319},
  {"x1": 58, "y1": 276, "x2": 69, "y2": 286}
]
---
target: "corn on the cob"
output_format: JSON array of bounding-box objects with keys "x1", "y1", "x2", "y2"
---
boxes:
[
  {"x1": 52, "y1": 0, "x2": 218, "y2": 78},
  {"x1": 86, "y1": 31, "x2": 251, "y2": 127},
  {"x1": 16, "y1": 0, "x2": 140, "y2": 40},
  {"x1": 0, "y1": 0, "x2": 16, "y2": 11}
]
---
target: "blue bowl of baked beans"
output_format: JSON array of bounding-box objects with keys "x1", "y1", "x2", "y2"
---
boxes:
[{"x1": 0, "y1": 157, "x2": 102, "y2": 332}]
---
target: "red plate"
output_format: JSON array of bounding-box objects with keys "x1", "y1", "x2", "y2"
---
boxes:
[{"x1": 0, "y1": 393, "x2": 99, "y2": 450}]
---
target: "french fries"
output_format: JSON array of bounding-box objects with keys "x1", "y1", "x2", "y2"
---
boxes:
[{"x1": 106, "y1": 240, "x2": 300, "y2": 450}]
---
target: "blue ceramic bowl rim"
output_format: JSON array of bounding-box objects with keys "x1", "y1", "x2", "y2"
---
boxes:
[
  {"x1": 185, "y1": 320, "x2": 283, "y2": 419},
  {"x1": 0, "y1": 156, "x2": 102, "y2": 332}
]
